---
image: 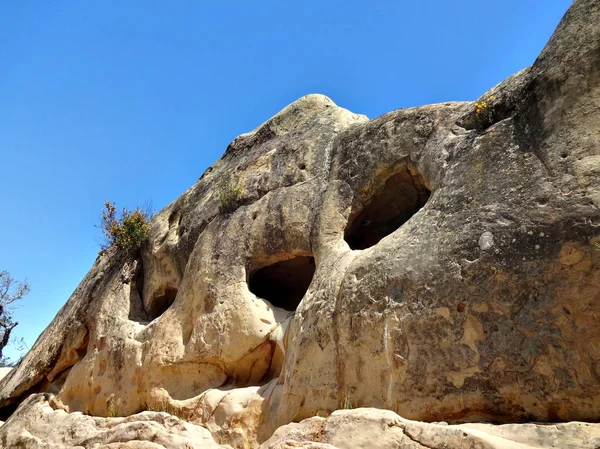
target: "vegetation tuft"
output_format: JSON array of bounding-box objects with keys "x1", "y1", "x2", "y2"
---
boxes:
[
  {"x1": 98, "y1": 201, "x2": 152, "y2": 255},
  {"x1": 473, "y1": 95, "x2": 496, "y2": 129},
  {"x1": 218, "y1": 176, "x2": 245, "y2": 213}
]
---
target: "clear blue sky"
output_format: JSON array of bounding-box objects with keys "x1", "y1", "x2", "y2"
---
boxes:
[{"x1": 0, "y1": 1, "x2": 572, "y2": 360}]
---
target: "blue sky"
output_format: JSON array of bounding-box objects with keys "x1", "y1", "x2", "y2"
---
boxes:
[{"x1": 0, "y1": 1, "x2": 572, "y2": 360}]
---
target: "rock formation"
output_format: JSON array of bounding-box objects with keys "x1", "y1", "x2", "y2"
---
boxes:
[{"x1": 1, "y1": 0, "x2": 599, "y2": 447}]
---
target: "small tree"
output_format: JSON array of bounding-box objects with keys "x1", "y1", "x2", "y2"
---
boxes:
[
  {"x1": 0, "y1": 271, "x2": 30, "y2": 361},
  {"x1": 98, "y1": 201, "x2": 152, "y2": 255}
]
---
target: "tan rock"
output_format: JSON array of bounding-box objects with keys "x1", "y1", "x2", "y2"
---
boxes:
[
  {"x1": 0, "y1": 393, "x2": 231, "y2": 448},
  {"x1": 0, "y1": 0, "x2": 599, "y2": 447},
  {"x1": 559, "y1": 245, "x2": 584, "y2": 266},
  {"x1": 262, "y1": 408, "x2": 600, "y2": 449},
  {"x1": 0, "y1": 369, "x2": 11, "y2": 383}
]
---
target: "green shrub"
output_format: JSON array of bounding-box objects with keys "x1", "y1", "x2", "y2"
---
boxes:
[
  {"x1": 98, "y1": 201, "x2": 152, "y2": 255},
  {"x1": 218, "y1": 176, "x2": 244, "y2": 213}
]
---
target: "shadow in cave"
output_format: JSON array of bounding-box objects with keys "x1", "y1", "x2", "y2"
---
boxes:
[
  {"x1": 345, "y1": 167, "x2": 431, "y2": 250},
  {"x1": 248, "y1": 256, "x2": 315, "y2": 311},
  {"x1": 147, "y1": 287, "x2": 178, "y2": 319},
  {"x1": 129, "y1": 263, "x2": 177, "y2": 323}
]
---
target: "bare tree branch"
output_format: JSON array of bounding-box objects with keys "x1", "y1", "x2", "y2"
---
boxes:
[{"x1": 0, "y1": 271, "x2": 30, "y2": 359}]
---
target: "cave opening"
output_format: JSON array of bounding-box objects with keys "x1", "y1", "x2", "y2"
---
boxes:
[
  {"x1": 147, "y1": 286, "x2": 178, "y2": 320},
  {"x1": 345, "y1": 167, "x2": 431, "y2": 250},
  {"x1": 248, "y1": 256, "x2": 315, "y2": 311}
]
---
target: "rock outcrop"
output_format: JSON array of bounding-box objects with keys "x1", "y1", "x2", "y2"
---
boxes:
[
  {"x1": 262, "y1": 408, "x2": 600, "y2": 449},
  {"x1": 1, "y1": 0, "x2": 599, "y2": 447},
  {"x1": 1, "y1": 394, "x2": 231, "y2": 448}
]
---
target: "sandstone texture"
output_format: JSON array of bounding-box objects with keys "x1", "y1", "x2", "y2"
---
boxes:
[
  {"x1": 0, "y1": 369, "x2": 11, "y2": 384},
  {"x1": 0, "y1": 394, "x2": 230, "y2": 448},
  {"x1": 262, "y1": 408, "x2": 600, "y2": 449},
  {"x1": 1, "y1": 0, "x2": 599, "y2": 447}
]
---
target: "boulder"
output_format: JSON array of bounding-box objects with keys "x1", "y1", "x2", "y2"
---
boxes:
[
  {"x1": 0, "y1": 393, "x2": 231, "y2": 448},
  {"x1": 262, "y1": 408, "x2": 600, "y2": 449}
]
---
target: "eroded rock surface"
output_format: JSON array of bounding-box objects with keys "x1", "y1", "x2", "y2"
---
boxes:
[
  {"x1": 1, "y1": 394, "x2": 231, "y2": 448},
  {"x1": 262, "y1": 408, "x2": 600, "y2": 449},
  {"x1": 0, "y1": 0, "x2": 599, "y2": 447}
]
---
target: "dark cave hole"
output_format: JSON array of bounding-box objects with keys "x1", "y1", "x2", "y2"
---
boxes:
[
  {"x1": 128, "y1": 262, "x2": 176, "y2": 322},
  {"x1": 147, "y1": 286, "x2": 178, "y2": 320},
  {"x1": 248, "y1": 256, "x2": 315, "y2": 311},
  {"x1": 344, "y1": 167, "x2": 431, "y2": 250}
]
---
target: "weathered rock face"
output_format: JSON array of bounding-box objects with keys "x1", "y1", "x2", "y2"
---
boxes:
[
  {"x1": 5, "y1": 397, "x2": 598, "y2": 449},
  {"x1": 1, "y1": 394, "x2": 231, "y2": 448},
  {"x1": 262, "y1": 408, "x2": 600, "y2": 449},
  {"x1": 1, "y1": 0, "x2": 599, "y2": 447}
]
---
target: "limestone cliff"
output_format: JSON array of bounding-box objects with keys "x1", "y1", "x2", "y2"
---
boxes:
[{"x1": 1, "y1": 0, "x2": 599, "y2": 447}]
